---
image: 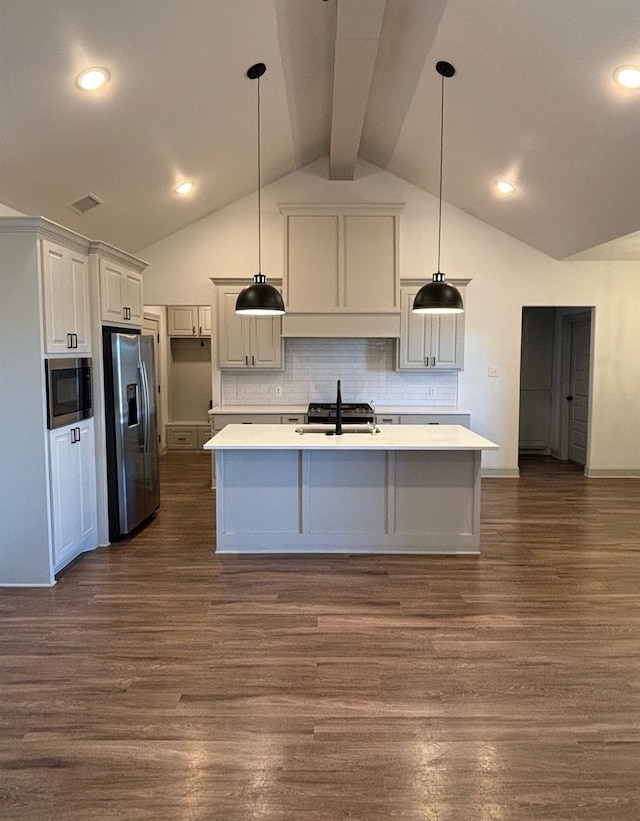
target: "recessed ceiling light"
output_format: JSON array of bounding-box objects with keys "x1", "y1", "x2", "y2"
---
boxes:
[
  {"x1": 614, "y1": 65, "x2": 640, "y2": 89},
  {"x1": 175, "y1": 181, "x2": 194, "y2": 196},
  {"x1": 495, "y1": 180, "x2": 516, "y2": 194},
  {"x1": 76, "y1": 67, "x2": 110, "y2": 91}
]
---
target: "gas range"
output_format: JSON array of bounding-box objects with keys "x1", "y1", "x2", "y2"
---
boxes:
[{"x1": 307, "y1": 402, "x2": 373, "y2": 425}]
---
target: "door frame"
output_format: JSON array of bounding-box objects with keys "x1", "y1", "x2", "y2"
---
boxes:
[{"x1": 143, "y1": 311, "x2": 165, "y2": 454}]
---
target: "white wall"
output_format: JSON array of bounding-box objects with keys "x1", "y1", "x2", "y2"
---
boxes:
[
  {"x1": 140, "y1": 157, "x2": 640, "y2": 475},
  {"x1": 0, "y1": 202, "x2": 24, "y2": 217}
]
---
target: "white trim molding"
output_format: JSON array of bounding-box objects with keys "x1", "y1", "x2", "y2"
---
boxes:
[
  {"x1": 482, "y1": 468, "x2": 520, "y2": 478},
  {"x1": 585, "y1": 468, "x2": 640, "y2": 478}
]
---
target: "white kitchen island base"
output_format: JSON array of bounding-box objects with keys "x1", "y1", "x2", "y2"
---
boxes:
[{"x1": 205, "y1": 425, "x2": 498, "y2": 555}]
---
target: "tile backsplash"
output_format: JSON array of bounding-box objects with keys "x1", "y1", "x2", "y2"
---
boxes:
[{"x1": 221, "y1": 339, "x2": 457, "y2": 406}]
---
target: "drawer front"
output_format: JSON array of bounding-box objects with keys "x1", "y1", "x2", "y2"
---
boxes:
[
  {"x1": 281, "y1": 414, "x2": 306, "y2": 425},
  {"x1": 400, "y1": 414, "x2": 470, "y2": 427},
  {"x1": 212, "y1": 414, "x2": 283, "y2": 429},
  {"x1": 378, "y1": 415, "x2": 400, "y2": 424},
  {"x1": 197, "y1": 426, "x2": 212, "y2": 449},
  {"x1": 167, "y1": 426, "x2": 197, "y2": 449}
]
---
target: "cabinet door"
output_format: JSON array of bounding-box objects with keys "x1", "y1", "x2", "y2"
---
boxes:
[
  {"x1": 431, "y1": 314, "x2": 464, "y2": 370},
  {"x1": 218, "y1": 287, "x2": 251, "y2": 367},
  {"x1": 344, "y1": 215, "x2": 398, "y2": 311},
  {"x1": 198, "y1": 306, "x2": 212, "y2": 336},
  {"x1": 70, "y1": 251, "x2": 91, "y2": 352},
  {"x1": 100, "y1": 260, "x2": 126, "y2": 324},
  {"x1": 250, "y1": 315, "x2": 282, "y2": 369},
  {"x1": 42, "y1": 241, "x2": 90, "y2": 354},
  {"x1": 123, "y1": 270, "x2": 143, "y2": 325},
  {"x1": 397, "y1": 288, "x2": 429, "y2": 369},
  {"x1": 100, "y1": 261, "x2": 143, "y2": 326},
  {"x1": 49, "y1": 420, "x2": 97, "y2": 570},
  {"x1": 168, "y1": 306, "x2": 198, "y2": 336},
  {"x1": 286, "y1": 215, "x2": 339, "y2": 311}
]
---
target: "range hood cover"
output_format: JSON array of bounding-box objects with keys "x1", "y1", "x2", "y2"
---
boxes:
[{"x1": 281, "y1": 313, "x2": 400, "y2": 338}]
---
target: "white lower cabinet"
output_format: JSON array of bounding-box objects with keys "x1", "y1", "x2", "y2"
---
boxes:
[
  {"x1": 166, "y1": 424, "x2": 212, "y2": 450},
  {"x1": 49, "y1": 419, "x2": 98, "y2": 571}
]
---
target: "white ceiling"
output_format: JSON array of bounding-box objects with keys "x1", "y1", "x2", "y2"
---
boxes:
[{"x1": 1, "y1": 0, "x2": 640, "y2": 259}]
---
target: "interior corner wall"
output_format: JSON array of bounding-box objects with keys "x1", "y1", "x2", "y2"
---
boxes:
[{"x1": 139, "y1": 156, "x2": 640, "y2": 474}]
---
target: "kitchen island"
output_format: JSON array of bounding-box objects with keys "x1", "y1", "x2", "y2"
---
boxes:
[{"x1": 204, "y1": 424, "x2": 498, "y2": 555}]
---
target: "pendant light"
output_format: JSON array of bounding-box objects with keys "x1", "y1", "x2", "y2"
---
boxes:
[
  {"x1": 235, "y1": 63, "x2": 285, "y2": 316},
  {"x1": 413, "y1": 61, "x2": 464, "y2": 315}
]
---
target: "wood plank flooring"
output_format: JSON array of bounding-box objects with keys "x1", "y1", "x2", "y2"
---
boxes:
[{"x1": 1, "y1": 453, "x2": 639, "y2": 819}]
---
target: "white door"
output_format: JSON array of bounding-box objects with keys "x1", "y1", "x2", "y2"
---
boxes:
[{"x1": 567, "y1": 317, "x2": 591, "y2": 465}]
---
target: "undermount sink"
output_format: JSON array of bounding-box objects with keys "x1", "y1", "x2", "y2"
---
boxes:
[{"x1": 295, "y1": 425, "x2": 380, "y2": 435}]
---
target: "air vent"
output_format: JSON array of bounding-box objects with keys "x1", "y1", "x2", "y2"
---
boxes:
[{"x1": 67, "y1": 193, "x2": 102, "y2": 215}]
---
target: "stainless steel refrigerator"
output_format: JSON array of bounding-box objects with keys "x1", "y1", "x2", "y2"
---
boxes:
[{"x1": 103, "y1": 330, "x2": 160, "y2": 540}]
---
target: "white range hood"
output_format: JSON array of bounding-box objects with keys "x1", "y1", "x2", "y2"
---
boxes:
[{"x1": 279, "y1": 202, "x2": 403, "y2": 339}]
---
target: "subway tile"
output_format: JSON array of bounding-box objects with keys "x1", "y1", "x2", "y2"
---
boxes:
[{"x1": 222, "y1": 339, "x2": 458, "y2": 406}]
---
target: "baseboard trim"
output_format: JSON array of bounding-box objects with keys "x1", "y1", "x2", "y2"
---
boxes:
[
  {"x1": 585, "y1": 468, "x2": 640, "y2": 478},
  {"x1": 0, "y1": 581, "x2": 56, "y2": 588},
  {"x1": 482, "y1": 468, "x2": 520, "y2": 478}
]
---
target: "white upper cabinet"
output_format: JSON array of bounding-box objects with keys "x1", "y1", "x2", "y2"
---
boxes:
[
  {"x1": 396, "y1": 284, "x2": 468, "y2": 371},
  {"x1": 167, "y1": 305, "x2": 212, "y2": 337},
  {"x1": 42, "y1": 239, "x2": 90, "y2": 354},
  {"x1": 99, "y1": 258, "x2": 143, "y2": 326},
  {"x1": 214, "y1": 281, "x2": 282, "y2": 370},
  {"x1": 279, "y1": 204, "x2": 403, "y2": 337}
]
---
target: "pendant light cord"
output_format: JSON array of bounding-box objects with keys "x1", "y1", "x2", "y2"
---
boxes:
[
  {"x1": 437, "y1": 71, "x2": 445, "y2": 273},
  {"x1": 257, "y1": 73, "x2": 262, "y2": 275}
]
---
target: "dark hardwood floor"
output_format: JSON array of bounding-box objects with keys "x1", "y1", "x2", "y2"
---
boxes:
[{"x1": 1, "y1": 452, "x2": 639, "y2": 820}]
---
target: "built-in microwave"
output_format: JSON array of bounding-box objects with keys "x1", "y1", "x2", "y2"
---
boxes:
[{"x1": 45, "y1": 358, "x2": 93, "y2": 430}]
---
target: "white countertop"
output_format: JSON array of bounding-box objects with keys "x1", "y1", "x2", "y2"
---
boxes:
[
  {"x1": 204, "y1": 424, "x2": 497, "y2": 451},
  {"x1": 209, "y1": 405, "x2": 470, "y2": 415}
]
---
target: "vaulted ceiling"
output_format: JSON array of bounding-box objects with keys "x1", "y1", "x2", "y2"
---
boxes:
[{"x1": 1, "y1": 0, "x2": 639, "y2": 259}]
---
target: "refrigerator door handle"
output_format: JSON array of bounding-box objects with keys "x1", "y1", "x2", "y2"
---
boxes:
[{"x1": 140, "y1": 357, "x2": 151, "y2": 454}]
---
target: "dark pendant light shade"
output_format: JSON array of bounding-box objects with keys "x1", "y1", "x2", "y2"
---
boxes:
[
  {"x1": 413, "y1": 61, "x2": 464, "y2": 315},
  {"x1": 235, "y1": 273, "x2": 285, "y2": 315},
  {"x1": 235, "y1": 63, "x2": 285, "y2": 316},
  {"x1": 413, "y1": 274, "x2": 464, "y2": 314}
]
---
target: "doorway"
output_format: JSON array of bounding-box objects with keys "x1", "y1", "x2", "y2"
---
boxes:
[{"x1": 519, "y1": 307, "x2": 593, "y2": 470}]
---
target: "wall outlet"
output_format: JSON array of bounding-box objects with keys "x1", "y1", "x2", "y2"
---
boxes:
[
  {"x1": 275, "y1": 386, "x2": 283, "y2": 396},
  {"x1": 488, "y1": 366, "x2": 500, "y2": 378}
]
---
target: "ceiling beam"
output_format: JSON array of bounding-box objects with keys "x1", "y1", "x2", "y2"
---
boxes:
[
  {"x1": 359, "y1": 0, "x2": 447, "y2": 168},
  {"x1": 328, "y1": 0, "x2": 387, "y2": 180}
]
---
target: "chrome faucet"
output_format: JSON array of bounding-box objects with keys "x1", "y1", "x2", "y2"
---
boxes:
[{"x1": 335, "y1": 379, "x2": 342, "y2": 435}]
